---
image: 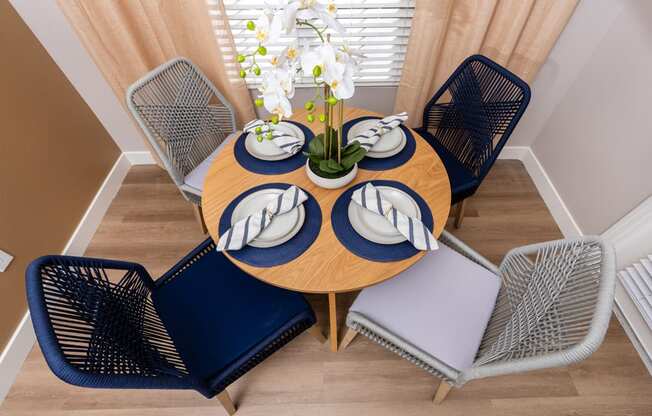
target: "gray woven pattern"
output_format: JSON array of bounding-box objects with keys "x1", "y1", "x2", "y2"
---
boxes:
[
  {"x1": 126, "y1": 58, "x2": 236, "y2": 202},
  {"x1": 346, "y1": 315, "x2": 459, "y2": 384},
  {"x1": 346, "y1": 230, "x2": 616, "y2": 386}
]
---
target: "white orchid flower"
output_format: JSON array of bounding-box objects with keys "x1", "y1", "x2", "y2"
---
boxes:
[
  {"x1": 258, "y1": 66, "x2": 295, "y2": 119},
  {"x1": 270, "y1": 42, "x2": 300, "y2": 68},
  {"x1": 301, "y1": 42, "x2": 339, "y2": 78},
  {"x1": 255, "y1": 9, "x2": 282, "y2": 45},
  {"x1": 283, "y1": 0, "x2": 345, "y2": 34},
  {"x1": 325, "y1": 57, "x2": 354, "y2": 100}
]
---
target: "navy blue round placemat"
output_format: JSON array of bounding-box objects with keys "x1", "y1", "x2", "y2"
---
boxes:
[
  {"x1": 234, "y1": 121, "x2": 314, "y2": 175},
  {"x1": 342, "y1": 116, "x2": 416, "y2": 171},
  {"x1": 218, "y1": 183, "x2": 321, "y2": 267},
  {"x1": 331, "y1": 180, "x2": 434, "y2": 262}
]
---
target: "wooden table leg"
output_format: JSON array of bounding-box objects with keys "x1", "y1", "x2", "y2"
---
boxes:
[{"x1": 328, "y1": 292, "x2": 338, "y2": 352}]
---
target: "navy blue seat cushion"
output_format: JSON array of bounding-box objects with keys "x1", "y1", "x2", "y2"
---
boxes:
[
  {"x1": 415, "y1": 128, "x2": 479, "y2": 204},
  {"x1": 152, "y1": 248, "x2": 313, "y2": 383}
]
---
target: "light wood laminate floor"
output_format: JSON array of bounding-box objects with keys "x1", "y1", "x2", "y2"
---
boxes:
[{"x1": 2, "y1": 161, "x2": 651, "y2": 416}]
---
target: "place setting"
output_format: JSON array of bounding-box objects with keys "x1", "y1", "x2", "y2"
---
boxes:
[
  {"x1": 342, "y1": 112, "x2": 417, "y2": 171},
  {"x1": 332, "y1": 180, "x2": 438, "y2": 262},
  {"x1": 217, "y1": 183, "x2": 322, "y2": 267},
  {"x1": 233, "y1": 118, "x2": 314, "y2": 175}
]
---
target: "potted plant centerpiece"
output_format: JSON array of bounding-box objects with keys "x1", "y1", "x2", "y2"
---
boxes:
[{"x1": 237, "y1": 1, "x2": 365, "y2": 189}]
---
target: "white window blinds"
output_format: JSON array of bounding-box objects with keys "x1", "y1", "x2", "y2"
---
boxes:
[{"x1": 211, "y1": 0, "x2": 415, "y2": 87}]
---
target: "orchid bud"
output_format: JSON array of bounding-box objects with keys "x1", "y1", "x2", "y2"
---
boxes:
[
  {"x1": 256, "y1": 134, "x2": 263, "y2": 142},
  {"x1": 257, "y1": 46, "x2": 267, "y2": 56},
  {"x1": 253, "y1": 65, "x2": 261, "y2": 76},
  {"x1": 254, "y1": 126, "x2": 263, "y2": 134},
  {"x1": 266, "y1": 132, "x2": 274, "y2": 140},
  {"x1": 246, "y1": 21, "x2": 255, "y2": 30},
  {"x1": 254, "y1": 98, "x2": 264, "y2": 107},
  {"x1": 239, "y1": 69, "x2": 246, "y2": 78},
  {"x1": 304, "y1": 100, "x2": 315, "y2": 111},
  {"x1": 270, "y1": 114, "x2": 279, "y2": 124},
  {"x1": 307, "y1": 114, "x2": 315, "y2": 123},
  {"x1": 312, "y1": 65, "x2": 322, "y2": 77},
  {"x1": 326, "y1": 96, "x2": 338, "y2": 105},
  {"x1": 237, "y1": 54, "x2": 246, "y2": 63},
  {"x1": 318, "y1": 113, "x2": 326, "y2": 123}
]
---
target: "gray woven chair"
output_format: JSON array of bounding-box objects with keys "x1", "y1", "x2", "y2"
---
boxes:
[
  {"x1": 340, "y1": 230, "x2": 616, "y2": 404},
  {"x1": 126, "y1": 57, "x2": 237, "y2": 232}
]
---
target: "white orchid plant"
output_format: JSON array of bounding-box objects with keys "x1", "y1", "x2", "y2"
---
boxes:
[{"x1": 238, "y1": 0, "x2": 366, "y2": 178}]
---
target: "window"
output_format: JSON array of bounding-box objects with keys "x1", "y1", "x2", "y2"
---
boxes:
[{"x1": 211, "y1": 0, "x2": 415, "y2": 87}]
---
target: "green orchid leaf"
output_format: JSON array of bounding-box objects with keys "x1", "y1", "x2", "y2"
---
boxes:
[
  {"x1": 308, "y1": 133, "x2": 324, "y2": 156},
  {"x1": 341, "y1": 148, "x2": 366, "y2": 169},
  {"x1": 319, "y1": 158, "x2": 344, "y2": 174}
]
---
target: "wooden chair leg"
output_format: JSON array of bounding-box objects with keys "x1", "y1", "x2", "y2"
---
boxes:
[
  {"x1": 339, "y1": 327, "x2": 358, "y2": 350},
  {"x1": 328, "y1": 292, "x2": 338, "y2": 352},
  {"x1": 216, "y1": 389, "x2": 237, "y2": 415},
  {"x1": 454, "y1": 199, "x2": 467, "y2": 229},
  {"x1": 192, "y1": 203, "x2": 208, "y2": 234},
  {"x1": 308, "y1": 324, "x2": 327, "y2": 344},
  {"x1": 432, "y1": 381, "x2": 453, "y2": 405}
]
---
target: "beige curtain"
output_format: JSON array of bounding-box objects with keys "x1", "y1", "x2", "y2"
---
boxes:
[
  {"x1": 395, "y1": 0, "x2": 578, "y2": 127},
  {"x1": 58, "y1": 0, "x2": 255, "y2": 130}
]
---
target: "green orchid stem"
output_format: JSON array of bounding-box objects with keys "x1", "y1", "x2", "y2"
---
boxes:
[
  {"x1": 338, "y1": 100, "x2": 344, "y2": 164},
  {"x1": 324, "y1": 84, "x2": 330, "y2": 159},
  {"x1": 297, "y1": 20, "x2": 325, "y2": 43}
]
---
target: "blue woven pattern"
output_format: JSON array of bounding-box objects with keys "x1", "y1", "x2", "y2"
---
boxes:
[
  {"x1": 341, "y1": 116, "x2": 417, "y2": 171},
  {"x1": 26, "y1": 238, "x2": 316, "y2": 398},
  {"x1": 233, "y1": 121, "x2": 314, "y2": 174},
  {"x1": 417, "y1": 55, "x2": 530, "y2": 202},
  {"x1": 330, "y1": 180, "x2": 434, "y2": 262}
]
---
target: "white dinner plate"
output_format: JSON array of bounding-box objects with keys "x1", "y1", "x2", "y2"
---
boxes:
[
  {"x1": 347, "y1": 119, "x2": 406, "y2": 158},
  {"x1": 231, "y1": 188, "x2": 305, "y2": 248},
  {"x1": 348, "y1": 186, "x2": 421, "y2": 245},
  {"x1": 245, "y1": 122, "x2": 304, "y2": 161}
]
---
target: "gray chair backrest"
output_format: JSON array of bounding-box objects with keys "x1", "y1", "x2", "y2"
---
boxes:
[
  {"x1": 126, "y1": 58, "x2": 236, "y2": 189},
  {"x1": 466, "y1": 236, "x2": 615, "y2": 380}
]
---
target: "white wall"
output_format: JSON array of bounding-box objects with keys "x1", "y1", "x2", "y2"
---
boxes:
[
  {"x1": 8, "y1": 0, "x2": 148, "y2": 154},
  {"x1": 510, "y1": 0, "x2": 624, "y2": 146},
  {"x1": 527, "y1": 0, "x2": 652, "y2": 234}
]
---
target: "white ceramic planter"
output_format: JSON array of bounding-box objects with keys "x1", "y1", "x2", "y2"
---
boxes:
[{"x1": 305, "y1": 161, "x2": 358, "y2": 189}]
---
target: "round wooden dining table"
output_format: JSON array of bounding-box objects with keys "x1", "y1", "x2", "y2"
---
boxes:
[{"x1": 202, "y1": 107, "x2": 451, "y2": 351}]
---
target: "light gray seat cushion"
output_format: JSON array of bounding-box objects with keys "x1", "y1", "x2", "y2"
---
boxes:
[
  {"x1": 350, "y1": 242, "x2": 501, "y2": 372},
  {"x1": 183, "y1": 132, "x2": 238, "y2": 195}
]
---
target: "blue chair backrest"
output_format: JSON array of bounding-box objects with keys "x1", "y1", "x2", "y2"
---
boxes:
[
  {"x1": 422, "y1": 55, "x2": 531, "y2": 180},
  {"x1": 25, "y1": 256, "x2": 189, "y2": 388}
]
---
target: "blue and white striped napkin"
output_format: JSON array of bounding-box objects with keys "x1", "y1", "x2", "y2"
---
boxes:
[
  {"x1": 216, "y1": 185, "x2": 308, "y2": 251},
  {"x1": 351, "y1": 183, "x2": 438, "y2": 251},
  {"x1": 244, "y1": 119, "x2": 304, "y2": 155},
  {"x1": 352, "y1": 112, "x2": 408, "y2": 151}
]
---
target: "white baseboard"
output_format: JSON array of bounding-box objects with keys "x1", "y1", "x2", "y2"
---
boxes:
[
  {"x1": 0, "y1": 153, "x2": 133, "y2": 404},
  {"x1": 0, "y1": 313, "x2": 35, "y2": 404},
  {"x1": 125, "y1": 151, "x2": 156, "y2": 165},
  {"x1": 500, "y1": 146, "x2": 582, "y2": 238}
]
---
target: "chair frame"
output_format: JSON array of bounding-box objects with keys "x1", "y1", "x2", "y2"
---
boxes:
[
  {"x1": 417, "y1": 55, "x2": 531, "y2": 226},
  {"x1": 342, "y1": 230, "x2": 616, "y2": 404},
  {"x1": 26, "y1": 238, "x2": 318, "y2": 414},
  {"x1": 126, "y1": 58, "x2": 237, "y2": 232}
]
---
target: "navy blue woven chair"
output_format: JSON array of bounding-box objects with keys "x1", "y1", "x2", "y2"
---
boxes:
[
  {"x1": 26, "y1": 238, "x2": 319, "y2": 414},
  {"x1": 415, "y1": 55, "x2": 531, "y2": 227}
]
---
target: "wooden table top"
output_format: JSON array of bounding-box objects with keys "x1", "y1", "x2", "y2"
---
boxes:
[{"x1": 202, "y1": 107, "x2": 451, "y2": 294}]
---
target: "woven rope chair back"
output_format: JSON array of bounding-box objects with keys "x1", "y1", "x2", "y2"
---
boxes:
[
  {"x1": 127, "y1": 58, "x2": 236, "y2": 186},
  {"x1": 424, "y1": 55, "x2": 530, "y2": 178},
  {"x1": 475, "y1": 239, "x2": 607, "y2": 366},
  {"x1": 27, "y1": 257, "x2": 187, "y2": 379}
]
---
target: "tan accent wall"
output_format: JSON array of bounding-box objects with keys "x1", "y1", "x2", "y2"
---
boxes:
[{"x1": 0, "y1": 1, "x2": 120, "y2": 350}]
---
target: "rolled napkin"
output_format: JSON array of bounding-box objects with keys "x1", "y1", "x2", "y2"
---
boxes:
[
  {"x1": 352, "y1": 112, "x2": 408, "y2": 151},
  {"x1": 217, "y1": 185, "x2": 308, "y2": 251},
  {"x1": 243, "y1": 119, "x2": 303, "y2": 155},
  {"x1": 351, "y1": 183, "x2": 438, "y2": 251}
]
